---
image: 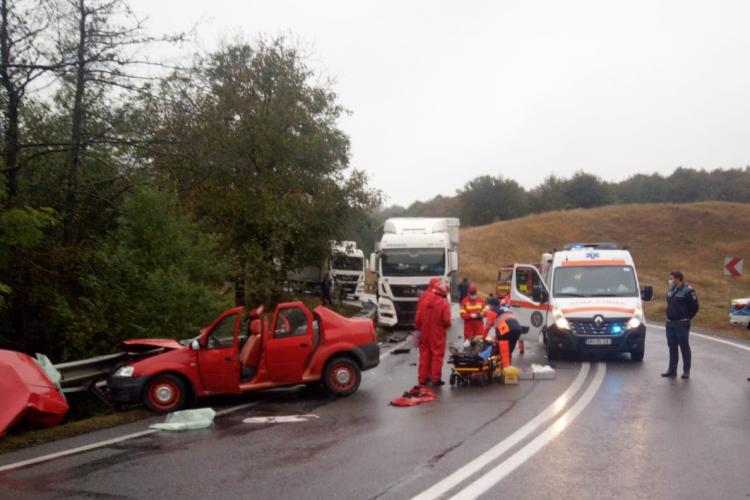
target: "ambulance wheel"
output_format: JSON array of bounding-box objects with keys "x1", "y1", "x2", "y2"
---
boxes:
[
  {"x1": 449, "y1": 373, "x2": 458, "y2": 386},
  {"x1": 323, "y1": 357, "x2": 361, "y2": 397},
  {"x1": 144, "y1": 374, "x2": 187, "y2": 413},
  {"x1": 545, "y1": 338, "x2": 560, "y2": 361},
  {"x1": 630, "y1": 346, "x2": 645, "y2": 362}
]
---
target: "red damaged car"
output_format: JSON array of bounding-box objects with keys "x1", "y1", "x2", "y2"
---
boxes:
[{"x1": 108, "y1": 302, "x2": 380, "y2": 413}]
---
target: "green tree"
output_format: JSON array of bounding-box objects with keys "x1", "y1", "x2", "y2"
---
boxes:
[
  {"x1": 457, "y1": 175, "x2": 528, "y2": 226},
  {"x1": 56, "y1": 187, "x2": 229, "y2": 360}
]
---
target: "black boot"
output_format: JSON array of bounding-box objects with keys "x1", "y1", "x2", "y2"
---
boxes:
[{"x1": 661, "y1": 371, "x2": 677, "y2": 377}]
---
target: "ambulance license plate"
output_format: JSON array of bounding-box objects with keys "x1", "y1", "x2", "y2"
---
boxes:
[{"x1": 585, "y1": 338, "x2": 612, "y2": 346}]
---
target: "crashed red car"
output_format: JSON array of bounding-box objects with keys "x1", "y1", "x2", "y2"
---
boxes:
[
  {"x1": 108, "y1": 302, "x2": 380, "y2": 413},
  {"x1": 0, "y1": 350, "x2": 69, "y2": 437}
]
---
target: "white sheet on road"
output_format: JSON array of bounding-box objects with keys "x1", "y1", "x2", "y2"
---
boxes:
[{"x1": 150, "y1": 408, "x2": 216, "y2": 431}]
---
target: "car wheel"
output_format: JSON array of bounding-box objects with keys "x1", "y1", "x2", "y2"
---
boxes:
[
  {"x1": 323, "y1": 357, "x2": 361, "y2": 397},
  {"x1": 630, "y1": 347, "x2": 645, "y2": 362},
  {"x1": 144, "y1": 374, "x2": 187, "y2": 413}
]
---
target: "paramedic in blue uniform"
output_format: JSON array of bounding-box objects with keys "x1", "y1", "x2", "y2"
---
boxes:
[{"x1": 661, "y1": 271, "x2": 699, "y2": 379}]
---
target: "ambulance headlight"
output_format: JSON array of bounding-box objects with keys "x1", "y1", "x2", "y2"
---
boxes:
[
  {"x1": 552, "y1": 307, "x2": 570, "y2": 330},
  {"x1": 627, "y1": 309, "x2": 644, "y2": 330}
]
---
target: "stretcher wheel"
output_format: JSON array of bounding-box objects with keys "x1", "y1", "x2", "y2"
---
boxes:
[{"x1": 450, "y1": 373, "x2": 458, "y2": 386}]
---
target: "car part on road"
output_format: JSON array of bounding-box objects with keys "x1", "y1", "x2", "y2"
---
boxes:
[
  {"x1": 243, "y1": 414, "x2": 319, "y2": 424},
  {"x1": 149, "y1": 408, "x2": 216, "y2": 431},
  {"x1": 390, "y1": 385, "x2": 436, "y2": 407},
  {"x1": 0, "y1": 350, "x2": 70, "y2": 437}
]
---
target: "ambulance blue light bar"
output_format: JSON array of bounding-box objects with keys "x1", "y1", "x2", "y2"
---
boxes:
[{"x1": 562, "y1": 242, "x2": 618, "y2": 250}]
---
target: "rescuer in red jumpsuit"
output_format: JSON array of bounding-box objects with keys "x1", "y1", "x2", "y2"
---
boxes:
[
  {"x1": 415, "y1": 280, "x2": 452, "y2": 386},
  {"x1": 460, "y1": 285, "x2": 485, "y2": 340}
]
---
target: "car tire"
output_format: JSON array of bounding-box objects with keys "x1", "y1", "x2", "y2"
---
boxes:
[
  {"x1": 143, "y1": 374, "x2": 188, "y2": 413},
  {"x1": 323, "y1": 357, "x2": 361, "y2": 397},
  {"x1": 630, "y1": 347, "x2": 645, "y2": 362}
]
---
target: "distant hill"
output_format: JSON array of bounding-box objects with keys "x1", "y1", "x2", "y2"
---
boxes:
[{"x1": 459, "y1": 201, "x2": 750, "y2": 337}]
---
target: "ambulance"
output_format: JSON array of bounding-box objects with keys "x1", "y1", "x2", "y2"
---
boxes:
[{"x1": 508, "y1": 243, "x2": 653, "y2": 361}]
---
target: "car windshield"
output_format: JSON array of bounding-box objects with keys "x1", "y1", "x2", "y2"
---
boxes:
[
  {"x1": 553, "y1": 266, "x2": 638, "y2": 297},
  {"x1": 381, "y1": 248, "x2": 445, "y2": 277},
  {"x1": 330, "y1": 255, "x2": 363, "y2": 271}
]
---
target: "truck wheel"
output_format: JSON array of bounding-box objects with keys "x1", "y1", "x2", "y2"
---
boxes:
[
  {"x1": 144, "y1": 374, "x2": 187, "y2": 413},
  {"x1": 630, "y1": 346, "x2": 645, "y2": 362},
  {"x1": 323, "y1": 357, "x2": 361, "y2": 397}
]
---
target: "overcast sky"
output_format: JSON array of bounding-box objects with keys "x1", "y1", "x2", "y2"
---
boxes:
[{"x1": 130, "y1": 0, "x2": 750, "y2": 206}]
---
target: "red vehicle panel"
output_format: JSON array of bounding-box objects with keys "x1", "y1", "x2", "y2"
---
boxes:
[{"x1": 109, "y1": 303, "x2": 380, "y2": 413}]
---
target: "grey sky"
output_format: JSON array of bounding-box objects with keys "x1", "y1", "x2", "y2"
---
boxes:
[{"x1": 130, "y1": 0, "x2": 750, "y2": 207}]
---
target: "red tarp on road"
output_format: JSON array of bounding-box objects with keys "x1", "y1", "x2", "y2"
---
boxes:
[{"x1": 0, "y1": 349, "x2": 69, "y2": 438}]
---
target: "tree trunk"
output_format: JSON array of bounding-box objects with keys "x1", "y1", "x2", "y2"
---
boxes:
[
  {"x1": 63, "y1": 0, "x2": 87, "y2": 244},
  {"x1": 0, "y1": 0, "x2": 18, "y2": 204}
]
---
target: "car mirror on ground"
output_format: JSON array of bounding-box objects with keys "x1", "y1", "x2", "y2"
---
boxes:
[
  {"x1": 641, "y1": 286, "x2": 654, "y2": 302},
  {"x1": 190, "y1": 340, "x2": 201, "y2": 351}
]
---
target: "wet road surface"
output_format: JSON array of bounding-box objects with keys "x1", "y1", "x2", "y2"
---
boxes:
[{"x1": 1, "y1": 307, "x2": 749, "y2": 499}]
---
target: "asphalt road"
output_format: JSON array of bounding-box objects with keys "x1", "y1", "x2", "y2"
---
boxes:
[{"x1": 1, "y1": 306, "x2": 749, "y2": 500}]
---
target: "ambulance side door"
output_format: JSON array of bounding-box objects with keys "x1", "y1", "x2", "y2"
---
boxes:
[{"x1": 510, "y1": 264, "x2": 549, "y2": 339}]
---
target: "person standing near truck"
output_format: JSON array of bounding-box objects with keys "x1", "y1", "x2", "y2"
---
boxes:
[
  {"x1": 321, "y1": 273, "x2": 334, "y2": 305},
  {"x1": 415, "y1": 281, "x2": 452, "y2": 386},
  {"x1": 661, "y1": 271, "x2": 699, "y2": 379}
]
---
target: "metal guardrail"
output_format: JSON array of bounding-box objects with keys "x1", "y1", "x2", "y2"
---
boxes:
[{"x1": 54, "y1": 352, "x2": 128, "y2": 394}]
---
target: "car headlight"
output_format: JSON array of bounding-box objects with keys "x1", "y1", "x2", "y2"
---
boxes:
[
  {"x1": 627, "y1": 309, "x2": 644, "y2": 329},
  {"x1": 114, "y1": 365, "x2": 134, "y2": 377},
  {"x1": 552, "y1": 307, "x2": 570, "y2": 330}
]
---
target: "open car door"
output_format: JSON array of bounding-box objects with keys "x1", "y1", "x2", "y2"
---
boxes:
[
  {"x1": 197, "y1": 309, "x2": 242, "y2": 394},
  {"x1": 265, "y1": 302, "x2": 314, "y2": 384},
  {"x1": 510, "y1": 264, "x2": 550, "y2": 340}
]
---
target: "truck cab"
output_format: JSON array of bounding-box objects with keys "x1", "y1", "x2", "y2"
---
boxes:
[
  {"x1": 370, "y1": 218, "x2": 460, "y2": 327},
  {"x1": 329, "y1": 241, "x2": 366, "y2": 299},
  {"x1": 509, "y1": 243, "x2": 653, "y2": 361}
]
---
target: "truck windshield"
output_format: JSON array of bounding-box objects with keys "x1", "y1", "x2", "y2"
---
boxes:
[
  {"x1": 381, "y1": 249, "x2": 445, "y2": 277},
  {"x1": 553, "y1": 266, "x2": 638, "y2": 297},
  {"x1": 330, "y1": 255, "x2": 363, "y2": 271}
]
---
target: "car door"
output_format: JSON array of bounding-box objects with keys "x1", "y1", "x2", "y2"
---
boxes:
[
  {"x1": 197, "y1": 310, "x2": 242, "y2": 394},
  {"x1": 265, "y1": 303, "x2": 314, "y2": 384},
  {"x1": 510, "y1": 264, "x2": 550, "y2": 339}
]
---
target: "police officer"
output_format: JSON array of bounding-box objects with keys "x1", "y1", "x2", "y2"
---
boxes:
[{"x1": 661, "y1": 271, "x2": 699, "y2": 379}]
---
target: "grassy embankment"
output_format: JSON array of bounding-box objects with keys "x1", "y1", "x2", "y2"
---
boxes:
[
  {"x1": 0, "y1": 294, "x2": 360, "y2": 454},
  {"x1": 459, "y1": 201, "x2": 750, "y2": 339}
]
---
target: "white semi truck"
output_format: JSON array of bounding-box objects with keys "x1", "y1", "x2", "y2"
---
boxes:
[
  {"x1": 369, "y1": 218, "x2": 460, "y2": 327},
  {"x1": 287, "y1": 241, "x2": 366, "y2": 299}
]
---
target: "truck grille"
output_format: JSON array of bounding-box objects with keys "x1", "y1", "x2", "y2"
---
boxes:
[
  {"x1": 390, "y1": 284, "x2": 429, "y2": 298},
  {"x1": 335, "y1": 275, "x2": 359, "y2": 282},
  {"x1": 394, "y1": 301, "x2": 418, "y2": 326},
  {"x1": 570, "y1": 318, "x2": 629, "y2": 335}
]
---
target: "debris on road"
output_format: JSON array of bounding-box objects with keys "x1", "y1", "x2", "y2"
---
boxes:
[
  {"x1": 390, "y1": 386, "x2": 436, "y2": 407},
  {"x1": 150, "y1": 408, "x2": 216, "y2": 431},
  {"x1": 0, "y1": 349, "x2": 69, "y2": 438},
  {"x1": 392, "y1": 348, "x2": 411, "y2": 355},
  {"x1": 243, "y1": 414, "x2": 319, "y2": 424},
  {"x1": 531, "y1": 364, "x2": 556, "y2": 380}
]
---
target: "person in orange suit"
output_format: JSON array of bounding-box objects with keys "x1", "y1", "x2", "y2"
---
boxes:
[{"x1": 460, "y1": 284, "x2": 485, "y2": 340}]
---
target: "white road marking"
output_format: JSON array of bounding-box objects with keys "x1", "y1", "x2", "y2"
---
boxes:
[
  {"x1": 647, "y1": 323, "x2": 750, "y2": 352},
  {"x1": 411, "y1": 362, "x2": 592, "y2": 500},
  {"x1": 449, "y1": 362, "x2": 607, "y2": 500},
  {"x1": 243, "y1": 414, "x2": 319, "y2": 424},
  {"x1": 0, "y1": 401, "x2": 258, "y2": 473}
]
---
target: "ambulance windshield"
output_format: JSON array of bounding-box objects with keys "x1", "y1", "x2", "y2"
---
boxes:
[{"x1": 553, "y1": 266, "x2": 638, "y2": 298}]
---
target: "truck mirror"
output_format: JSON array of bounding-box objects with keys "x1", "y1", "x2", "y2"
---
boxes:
[
  {"x1": 369, "y1": 253, "x2": 378, "y2": 275},
  {"x1": 641, "y1": 286, "x2": 654, "y2": 302},
  {"x1": 449, "y1": 250, "x2": 459, "y2": 272},
  {"x1": 190, "y1": 340, "x2": 201, "y2": 351}
]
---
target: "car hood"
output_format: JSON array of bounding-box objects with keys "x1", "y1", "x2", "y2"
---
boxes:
[
  {"x1": 121, "y1": 338, "x2": 184, "y2": 352},
  {"x1": 552, "y1": 297, "x2": 641, "y2": 319}
]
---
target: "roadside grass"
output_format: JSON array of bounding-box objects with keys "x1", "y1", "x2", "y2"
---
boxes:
[{"x1": 459, "y1": 201, "x2": 750, "y2": 339}]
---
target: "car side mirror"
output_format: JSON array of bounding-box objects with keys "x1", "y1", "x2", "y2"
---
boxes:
[
  {"x1": 532, "y1": 285, "x2": 548, "y2": 303},
  {"x1": 641, "y1": 286, "x2": 654, "y2": 302},
  {"x1": 190, "y1": 340, "x2": 201, "y2": 351}
]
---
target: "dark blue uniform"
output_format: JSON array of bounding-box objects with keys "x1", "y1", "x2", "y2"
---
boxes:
[{"x1": 665, "y1": 284, "x2": 699, "y2": 375}]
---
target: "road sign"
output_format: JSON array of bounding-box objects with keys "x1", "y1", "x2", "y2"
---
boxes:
[{"x1": 724, "y1": 257, "x2": 743, "y2": 277}]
